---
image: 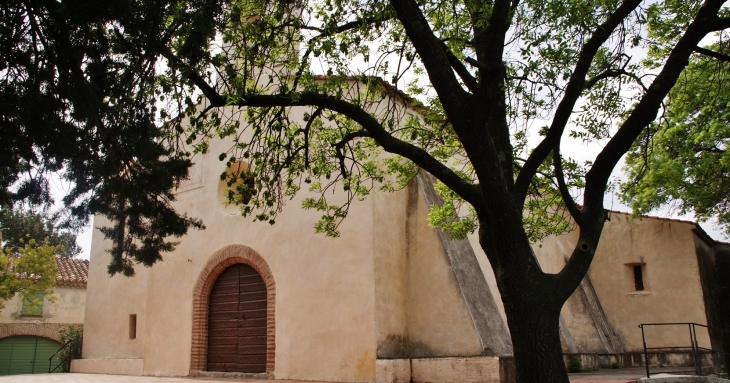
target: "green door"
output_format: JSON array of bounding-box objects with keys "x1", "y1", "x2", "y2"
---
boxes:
[{"x1": 0, "y1": 336, "x2": 63, "y2": 375}]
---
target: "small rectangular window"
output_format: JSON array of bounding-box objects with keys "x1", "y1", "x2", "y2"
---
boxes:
[
  {"x1": 633, "y1": 265, "x2": 645, "y2": 291},
  {"x1": 21, "y1": 292, "x2": 44, "y2": 316},
  {"x1": 129, "y1": 314, "x2": 137, "y2": 339}
]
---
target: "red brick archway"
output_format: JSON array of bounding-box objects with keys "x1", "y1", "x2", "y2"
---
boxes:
[
  {"x1": 0, "y1": 323, "x2": 64, "y2": 342},
  {"x1": 190, "y1": 245, "x2": 275, "y2": 375}
]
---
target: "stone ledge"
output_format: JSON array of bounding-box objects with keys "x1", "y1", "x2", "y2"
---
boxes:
[
  {"x1": 377, "y1": 356, "x2": 515, "y2": 383},
  {"x1": 190, "y1": 370, "x2": 271, "y2": 379},
  {"x1": 638, "y1": 375, "x2": 730, "y2": 383}
]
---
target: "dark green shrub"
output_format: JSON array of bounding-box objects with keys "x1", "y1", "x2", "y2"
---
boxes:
[
  {"x1": 568, "y1": 355, "x2": 582, "y2": 373},
  {"x1": 57, "y1": 325, "x2": 83, "y2": 372}
]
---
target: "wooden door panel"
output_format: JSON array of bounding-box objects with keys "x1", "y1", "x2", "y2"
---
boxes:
[
  {"x1": 208, "y1": 263, "x2": 267, "y2": 373},
  {"x1": 239, "y1": 318, "x2": 267, "y2": 328},
  {"x1": 236, "y1": 354, "x2": 266, "y2": 363},
  {"x1": 239, "y1": 291, "x2": 266, "y2": 302},
  {"x1": 238, "y1": 336, "x2": 267, "y2": 346}
]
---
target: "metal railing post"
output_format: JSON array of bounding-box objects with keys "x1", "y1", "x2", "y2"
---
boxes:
[
  {"x1": 641, "y1": 324, "x2": 650, "y2": 378},
  {"x1": 692, "y1": 323, "x2": 702, "y2": 375},
  {"x1": 48, "y1": 339, "x2": 72, "y2": 373}
]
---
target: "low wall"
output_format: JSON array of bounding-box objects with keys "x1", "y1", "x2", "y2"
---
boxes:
[
  {"x1": 563, "y1": 351, "x2": 715, "y2": 371},
  {"x1": 376, "y1": 356, "x2": 515, "y2": 383}
]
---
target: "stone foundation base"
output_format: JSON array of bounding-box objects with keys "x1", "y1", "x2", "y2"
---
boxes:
[
  {"x1": 70, "y1": 358, "x2": 143, "y2": 375},
  {"x1": 638, "y1": 375, "x2": 730, "y2": 383},
  {"x1": 563, "y1": 352, "x2": 716, "y2": 371},
  {"x1": 376, "y1": 356, "x2": 515, "y2": 383}
]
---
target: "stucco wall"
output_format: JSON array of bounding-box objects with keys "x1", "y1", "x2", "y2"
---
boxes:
[
  {"x1": 83, "y1": 216, "x2": 150, "y2": 360},
  {"x1": 82, "y1": 92, "x2": 507, "y2": 381},
  {"x1": 373, "y1": 180, "x2": 409, "y2": 358},
  {"x1": 0, "y1": 286, "x2": 85, "y2": 325},
  {"x1": 533, "y1": 213, "x2": 711, "y2": 353},
  {"x1": 373, "y1": 180, "x2": 486, "y2": 359},
  {"x1": 466, "y1": 234, "x2": 509, "y2": 332},
  {"x1": 83, "y1": 125, "x2": 379, "y2": 380},
  {"x1": 403, "y1": 183, "x2": 483, "y2": 357}
]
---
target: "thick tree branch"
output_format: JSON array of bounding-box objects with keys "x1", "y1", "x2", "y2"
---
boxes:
[
  {"x1": 513, "y1": 0, "x2": 643, "y2": 205},
  {"x1": 465, "y1": 57, "x2": 487, "y2": 71},
  {"x1": 709, "y1": 16, "x2": 730, "y2": 31},
  {"x1": 162, "y1": 49, "x2": 225, "y2": 105},
  {"x1": 307, "y1": 12, "x2": 396, "y2": 41},
  {"x1": 389, "y1": 0, "x2": 471, "y2": 117},
  {"x1": 562, "y1": 0, "x2": 729, "y2": 299},
  {"x1": 694, "y1": 46, "x2": 730, "y2": 62},
  {"x1": 439, "y1": 41, "x2": 479, "y2": 93},
  {"x1": 334, "y1": 131, "x2": 373, "y2": 178},
  {"x1": 583, "y1": 68, "x2": 630, "y2": 90},
  {"x1": 302, "y1": 107, "x2": 324, "y2": 169},
  {"x1": 219, "y1": 92, "x2": 480, "y2": 205},
  {"x1": 552, "y1": 147, "x2": 583, "y2": 226},
  {"x1": 585, "y1": 0, "x2": 726, "y2": 213}
]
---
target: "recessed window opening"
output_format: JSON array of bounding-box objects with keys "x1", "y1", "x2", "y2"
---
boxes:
[
  {"x1": 129, "y1": 314, "x2": 137, "y2": 339},
  {"x1": 633, "y1": 265, "x2": 645, "y2": 291},
  {"x1": 21, "y1": 292, "x2": 44, "y2": 316}
]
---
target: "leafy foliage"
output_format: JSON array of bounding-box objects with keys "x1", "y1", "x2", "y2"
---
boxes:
[
  {"x1": 4, "y1": 0, "x2": 730, "y2": 380},
  {"x1": 57, "y1": 325, "x2": 83, "y2": 373},
  {"x1": 0, "y1": 0, "x2": 211, "y2": 275},
  {"x1": 0, "y1": 238, "x2": 58, "y2": 310},
  {"x1": 0, "y1": 205, "x2": 80, "y2": 258},
  {"x1": 622, "y1": 42, "x2": 730, "y2": 236}
]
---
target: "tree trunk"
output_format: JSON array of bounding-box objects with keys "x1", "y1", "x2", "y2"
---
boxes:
[
  {"x1": 504, "y1": 297, "x2": 569, "y2": 383},
  {"x1": 478, "y1": 218, "x2": 578, "y2": 383}
]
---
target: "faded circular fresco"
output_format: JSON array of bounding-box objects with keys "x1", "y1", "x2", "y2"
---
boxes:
[{"x1": 217, "y1": 161, "x2": 254, "y2": 216}]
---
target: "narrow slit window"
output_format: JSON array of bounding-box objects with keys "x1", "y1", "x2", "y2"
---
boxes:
[
  {"x1": 633, "y1": 265, "x2": 645, "y2": 291},
  {"x1": 129, "y1": 314, "x2": 137, "y2": 339}
]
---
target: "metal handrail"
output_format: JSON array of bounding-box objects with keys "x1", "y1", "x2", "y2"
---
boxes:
[
  {"x1": 48, "y1": 340, "x2": 72, "y2": 373},
  {"x1": 639, "y1": 322, "x2": 730, "y2": 378}
]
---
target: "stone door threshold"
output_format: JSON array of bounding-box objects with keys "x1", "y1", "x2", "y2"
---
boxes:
[{"x1": 190, "y1": 371, "x2": 271, "y2": 380}]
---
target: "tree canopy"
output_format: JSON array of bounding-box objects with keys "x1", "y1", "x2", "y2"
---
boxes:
[
  {"x1": 4, "y1": 0, "x2": 730, "y2": 381},
  {"x1": 0, "y1": 238, "x2": 59, "y2": 310},
  {"x1": 0, "y1": 205, "x2": 81, "y2": 258},
  {"x1": 622, "y1": 42, "x2": 730, "y2": 236}
]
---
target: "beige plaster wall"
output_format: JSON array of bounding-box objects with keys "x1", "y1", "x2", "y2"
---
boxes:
[
  {"x1": 373, "y1": 181, "x2": 409, "y2": 358},
  {"x1": 534, "y1": 213, "x2": 710, "y2": 352},
  {"x1": 83, "y1": 94, "x2": 489, "y2": 380},
  {"x1": 404, "y1": 184, "x2": 483, "y2": 357},
  {"x1": 466, "y1": 234, "x2": 509, "y2": 332},
  {"x1": 84, "y1": 123, "x2": 379, "y2": 380},
  {"x1": 374, "y1": 181, "x2": 484, "y2": 359},
  {"x1": 0, "y1": 287, "x2": 85, "y2": 325},
  {"x1": 83, "y1": 215, "x2": 150, "y2": 360}
]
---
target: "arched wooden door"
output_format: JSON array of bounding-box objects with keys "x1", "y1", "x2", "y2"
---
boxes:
[{"x1": 207, "y1": 263, "x2": 267, "y2": 373}]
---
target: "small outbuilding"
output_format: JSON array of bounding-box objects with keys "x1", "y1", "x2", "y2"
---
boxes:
[{"x1": 0, "y1": 257, "x2": 88, "y2": 375}]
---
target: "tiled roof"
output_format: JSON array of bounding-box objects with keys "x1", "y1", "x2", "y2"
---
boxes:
[{"x1": 55, "y1": 258, "x2": 89, "y2": 288}]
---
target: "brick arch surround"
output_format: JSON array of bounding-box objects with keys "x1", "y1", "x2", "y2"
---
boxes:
[
  {"x1": 190, "y1": 244, "x2": 275, "y2": 375},
  {"x1": 0, "y1": 323, "x2": 64, "y2": 342}
]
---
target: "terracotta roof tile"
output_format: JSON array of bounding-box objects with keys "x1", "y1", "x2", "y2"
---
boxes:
[{"x1": 55, "y1": 258, "x2": 89, "y2": 288}]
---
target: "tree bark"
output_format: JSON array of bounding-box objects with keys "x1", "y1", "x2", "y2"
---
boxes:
[
  {"x1": 478, "y1": 210, "x2": 582, "y2": 383},
  {"x1": 502, "y1": 289, "x2": 569, "y2": 383}
]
